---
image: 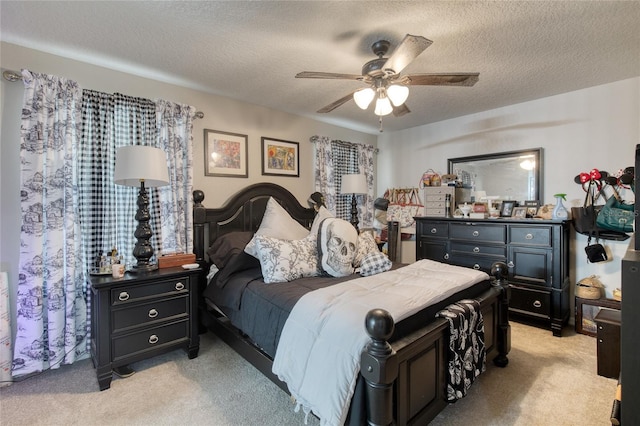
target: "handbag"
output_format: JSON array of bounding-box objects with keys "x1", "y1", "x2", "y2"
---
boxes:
[
  {"x1": 386, "y1": 188, "x2": 423, "y2": 229},
  {"x1": 584, "y1": 238, "x2": 608, "y2": 263},
  {"x1": 595, "y1": 195, "x2": 634, "y2": 233},
  {"x1": 571, "y1": 181, "x2": 629, "y2": 241}
]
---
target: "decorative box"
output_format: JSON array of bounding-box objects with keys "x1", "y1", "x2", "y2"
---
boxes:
[{"x1": 158, "y1": 253, "x2": 196, "y2": 269}]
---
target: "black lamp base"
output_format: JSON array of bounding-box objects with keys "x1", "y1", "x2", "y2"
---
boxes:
[
  {"x1": 349, "y1": 194, "x2": 360, "y2": 233},
  {"x1": 129, "y1": 181, "x2": 158, "y2": 274}
]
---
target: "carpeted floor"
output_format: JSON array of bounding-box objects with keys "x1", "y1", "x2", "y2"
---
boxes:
[{"x1": 0, "y1": 321, "x2": 616, "y2": 425}]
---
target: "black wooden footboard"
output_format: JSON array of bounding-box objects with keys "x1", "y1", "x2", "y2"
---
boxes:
[{"x1": 361, "y1": 262, "x2": 510, "y2": 426}]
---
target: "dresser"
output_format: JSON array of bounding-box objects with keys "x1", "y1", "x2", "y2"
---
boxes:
[
  {"x1": 90, "y1": 266, "x2": 201, "y2": 390},
  {"x1": 416, "y1": 217, "x2": 570, "y2": 336}
]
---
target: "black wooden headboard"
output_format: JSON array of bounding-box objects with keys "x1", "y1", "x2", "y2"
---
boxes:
[{"x1": 192, "y1": 183, "x2": 317, "y2": 263}]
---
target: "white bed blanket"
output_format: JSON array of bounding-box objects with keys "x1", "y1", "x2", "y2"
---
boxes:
[{"x1": 272, "y1": 259, "x2": 490, "y2": 426}]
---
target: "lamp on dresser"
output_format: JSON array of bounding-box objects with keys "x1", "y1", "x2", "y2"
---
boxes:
[
  {"x1": 341, "y1": 173, "x2": 368, "y2": 233},
  {"x1": 114, "y1": 145, "x2": 169, "y2": 273}
]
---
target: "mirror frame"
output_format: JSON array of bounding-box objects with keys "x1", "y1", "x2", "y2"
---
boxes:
[{"x1": 448, "y1": 148, "x2": 543, "y2": 203}]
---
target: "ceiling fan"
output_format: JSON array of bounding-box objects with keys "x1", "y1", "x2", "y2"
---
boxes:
[{"x1": 296, "y1": 34, "x2": 479, "y2": 118}]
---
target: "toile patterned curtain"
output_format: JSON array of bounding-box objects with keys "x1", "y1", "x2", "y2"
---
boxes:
[
  {"x1": 13, "y1": 69, "x2": 88, "y2": 376},
  {"x1": 311, "y1": 136, "x2": 375, "y2": 228},
  {"x1": 155, "y1": 99, "x2": 196, "y2": 255}
]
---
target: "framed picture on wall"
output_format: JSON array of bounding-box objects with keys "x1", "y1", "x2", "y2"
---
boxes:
[
  {"x1": 261, "y1": 137, "x2": 299, "y2": 177},
  {"x1": 204, "y1": 129, "x2": 248, "y2": 177}
]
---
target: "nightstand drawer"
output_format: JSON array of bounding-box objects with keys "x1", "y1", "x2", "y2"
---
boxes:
[
  {"x1": 450, "y1": 223, "x2": 505, "y2": 243},
  {"x1": 112, "y1": 296, "x2": 189, "y2": 333},
  {"x1": 111, "y1": 277, "x2": 190, "y2": 305},
  {"x1": 112, "y1": 320, "x2": 189, "y2": 361}
]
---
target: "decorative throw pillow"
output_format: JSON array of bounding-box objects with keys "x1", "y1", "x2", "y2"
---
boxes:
[
  {"x1": 317, "y1": 218, "x2": 358, "y2": 277},
  {"x1": 245, "y1": 197, "x2": 309, "y2": 258},
  {"x1": 359, "y1": 251, "x2": 392, "y2": 277},
  {"x1": 253, "y1": 234, "x2": 321, "y2": 283},
  {"x1": 310, "y1": 205, "x2": 333, "y2": 237},
  {"x1": 353, "y1": 231, "x2": 380, "y2": 268}
]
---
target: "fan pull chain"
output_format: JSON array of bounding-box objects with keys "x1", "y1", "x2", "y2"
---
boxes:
[{"x1": 379, "y1": 116, "x2": 384, "y2": 133}]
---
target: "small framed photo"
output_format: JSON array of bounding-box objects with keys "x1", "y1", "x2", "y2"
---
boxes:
[
  {"x1": 575, "y1": 297, "x2": 620, "y2": 336},
  {"x1": 261, "y1": 137, "x2": 299, "y2": 177},
  {"x1": 500, "y1": 200, "x2": 516, "y2": 217},
  {"x1": 511, "y1": 206, "x2": 528, "y2": 219},
  {"x1": 523, "y1": 200, "x2": 539, "y2": 217},
  {"x1": 204, "y1": 129, "x2": 248, "y2": 178}
]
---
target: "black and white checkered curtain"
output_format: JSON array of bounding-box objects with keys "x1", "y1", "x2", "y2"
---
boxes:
[
  {"x1": 78, "y1": 91, "x2": 159, "y2": 269},
  {"x1": 312, "y1": 136, "x2": 375, "y2": 227}
]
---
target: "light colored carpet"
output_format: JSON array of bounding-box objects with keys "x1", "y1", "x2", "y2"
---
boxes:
[{"x1": 0, "y1": 322, "x2": 616, "y2": 425}]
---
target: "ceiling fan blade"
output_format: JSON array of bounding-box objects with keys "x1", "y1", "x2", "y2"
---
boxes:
[
  {"x1": 382, "y1": 34, "x2": 433, "y2": 74},
  {"x1": 317, "y1": 91, "x2": 357, "y2": 113},
  {"x1": 296, "y1": 71, "x2": 364, "y2": 81},
  {"x1": 401, "y1": 73, "x2": 480, "y2": 86},
  {"x1": 392, "y1": 103, "x2": 411, "y2": 117}
]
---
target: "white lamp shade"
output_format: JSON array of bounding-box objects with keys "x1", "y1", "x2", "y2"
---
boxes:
[
  {"x1": 114, "y1": 145, "x2": 170, "y2": 187},
  {"x1": 341, "y1": 174, "x2": 368, "y2": 194},
  {"x1": 387, "y1": 84, "x2": 409, "y2": 106},
  {"x1": 374, "y1": 96, "x2": 393, "y2": 116},
  {"x1": 353, "y1": 88, "x2": 375, "y2": 109}
]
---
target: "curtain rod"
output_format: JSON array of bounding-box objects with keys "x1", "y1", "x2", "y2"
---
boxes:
[{"x1": 3, "y1": 69, "x2": 205, "y2": 119}]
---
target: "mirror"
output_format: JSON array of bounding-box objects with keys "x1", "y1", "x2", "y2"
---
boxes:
[{"x1": 448, "y1": 148, "x2": 543, "y2": 204}]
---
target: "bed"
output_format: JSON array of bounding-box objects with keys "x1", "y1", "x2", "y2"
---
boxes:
[{"x1": 192, "y1": 183, "x2": 510, "y2": 425}]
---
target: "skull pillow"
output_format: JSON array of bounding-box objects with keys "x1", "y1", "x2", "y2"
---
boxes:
[{"x1": 318, "y1": 218, "x2": 358, "y2": 277}]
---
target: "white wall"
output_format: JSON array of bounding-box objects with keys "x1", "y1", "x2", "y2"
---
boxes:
[{"x1": 377, "y1": 77, "x2": 640, "y2": 299}]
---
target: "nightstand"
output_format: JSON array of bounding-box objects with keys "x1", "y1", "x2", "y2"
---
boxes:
[
  {"x1": 594, "y1": 308, "x2": 621, "y2": 379},
  {"x1": 90, "y1": 266, "x2": 201, "y2": 390}
]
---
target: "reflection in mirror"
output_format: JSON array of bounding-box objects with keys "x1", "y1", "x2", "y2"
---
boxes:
[{"x1": 448, "y1": 148, "x2": 543, "y2": 204}]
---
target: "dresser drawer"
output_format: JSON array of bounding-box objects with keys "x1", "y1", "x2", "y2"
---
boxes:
[
  {"x1": 112, "y1": 296, "x2": 189, "y2": 333},
  {"x1": 417, "y1": 221, "x2": 449, "y2": 238},
  {"x1": 450, "y1": 242, "x2": 506, "y2": 257},
  {"x1": 509, "y1": 225, "x2": 552, "y2": 247},
  {"x1": 509, "y1": 285, "x2": 551, "y2": 319},
  {"x1": 448, "y1": 253, "x2": 505, "y2": 272},
  {"x1": 450, "y1": 223, "x2": 506, "y2": 243},
  {"x1": 111, "y1": 277, "x2": 190, "y2": 306},
  {"x1": 112, "y1": 319, "x2": 189, "y2": 361},
  {"x1": 424, "y1": 208, "x2": 447, "y2": 217}
]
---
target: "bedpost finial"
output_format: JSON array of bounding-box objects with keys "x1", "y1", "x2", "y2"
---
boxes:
[
  {"x1": 193, "y1": 189, "x2": 205, "y2": 205},
  {"x1": 491, "y1": 261, "x2": 508, "y2": 285},
  {"x1": 365, "y1": 308, "x2": 395, "y2": 342}
]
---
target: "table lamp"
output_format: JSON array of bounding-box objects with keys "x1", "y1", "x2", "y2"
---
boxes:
[
  {"x1": 114, "y1": 145, "x2": 169, "y2": 273},
  {"x1": 341, "y1": 173, "x2": 367, "y2": 233}
]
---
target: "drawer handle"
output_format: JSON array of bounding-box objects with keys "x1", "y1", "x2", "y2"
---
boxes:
[
  {"x1": 473, "y1": 247, "x2": 480, "y2": 253},
  {"x1": 175, "y1": 282, "x2": 185, "y2": 291},
  {"x1": 473, "y1": 264, "x2": 480, "y2": 270},
  {"x1": 430, "y1": 228, "x2": 437, "y2": 234},
  {"x1": 148, "y1": 309, "x2": 158, "y2": 318},
  {"x1": 149, "y1": 334, "x2": 159, "y2": 344},
  {"x1": 444, "y1": 253, "x2": 449, "y2": 260},
  {"x1": 533, "y1": 300, "x2": 542, "y2": 308},
  {"x1": 508, "y1": 261, "x2": 515, "y2": 268},
  {"x1": 525, "y1": 233, "x2": 534, "y2": 240},
  {"x1": 118, "y1": 292, "x2": 130, "y2": 301},
  {"x1": 472, "y1": 231, "x2": 479, "y2": 237}
]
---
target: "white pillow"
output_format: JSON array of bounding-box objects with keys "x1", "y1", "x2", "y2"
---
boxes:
[
  {"x1": 310, "y1": 205, "x2": 333, "y2": 236},
  {"x1": 253, "y1": 235, "x2": 321, "y2": 283},
  {"x1": 318, "y1": 218, "x2": 358, "y2": 277},
  {"x1": 353, "y1": 231, "x2": 380, "y2": 268},
  {"x1": 245, "y1": 197, "x2": 309, "y2": 258}
]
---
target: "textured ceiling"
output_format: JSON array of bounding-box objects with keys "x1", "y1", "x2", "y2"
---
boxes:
[{"x1": 2, "y1": 1, "x2": 639, "y2": 134}]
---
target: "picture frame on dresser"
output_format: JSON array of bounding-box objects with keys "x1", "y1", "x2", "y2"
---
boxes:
[
  {"x1": 500, "y1": 200, "x2": 516, "y2": 217},
  {"x1": 575, "y1": 297, "x2": 621, "y2": 336},
  {"x1": 511, "y1": 206, "x2": 528, "y2": 219}
]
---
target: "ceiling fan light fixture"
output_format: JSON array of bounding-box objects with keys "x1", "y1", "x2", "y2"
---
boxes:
[
  {"x1": 353, "y1": 88, "x2": 375, "y2": 109},
  {"x1": 387, "y1": 84, "x2": 409, "y2": 106},
  {"x1": 374, "y1": 96, "x2": 393, "y2": 116}
]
